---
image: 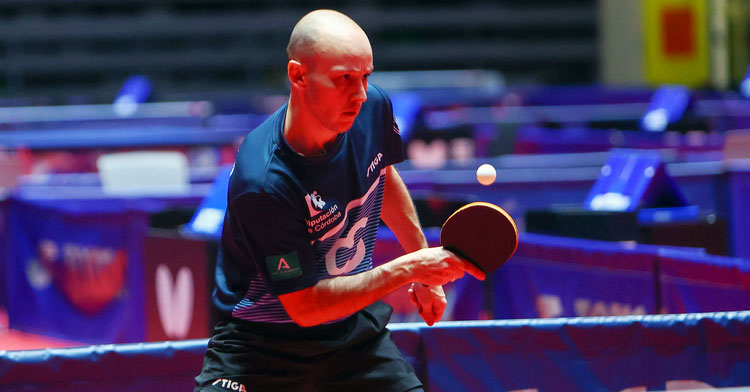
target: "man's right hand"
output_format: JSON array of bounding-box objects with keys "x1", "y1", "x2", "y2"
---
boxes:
[
  {"x1": 406, "y1": 246, "x2": 485, "y2": 286},
  {"x1": 279, "y1": 246, "x2": 484, "y2": 327}
]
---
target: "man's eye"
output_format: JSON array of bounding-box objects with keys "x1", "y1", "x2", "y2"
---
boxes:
[{"x1": 342, "y1": 74, "x2": 350, "y2": 80}]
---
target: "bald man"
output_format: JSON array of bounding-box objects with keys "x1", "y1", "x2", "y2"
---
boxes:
[{"x1": 194, "y1": 10, "x2": 483, "y2": 392}]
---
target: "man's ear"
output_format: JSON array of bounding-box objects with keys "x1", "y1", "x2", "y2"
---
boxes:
[{"x1": 288, "y1": 60, "x2": 306, "y2": 90}]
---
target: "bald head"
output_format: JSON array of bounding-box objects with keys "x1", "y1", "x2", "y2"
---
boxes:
[{"x1": 286, "y1": 9, "x2": 371, "y2": 64}]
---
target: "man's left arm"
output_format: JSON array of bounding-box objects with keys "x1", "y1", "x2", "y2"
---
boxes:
[{"x1": 381, "y1": 165, "x2": 447, "y2": 326}]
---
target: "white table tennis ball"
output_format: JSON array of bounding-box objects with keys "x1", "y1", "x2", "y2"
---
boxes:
[{"x1": 476, "y1": 163, "x2": 496, "y2": 186}]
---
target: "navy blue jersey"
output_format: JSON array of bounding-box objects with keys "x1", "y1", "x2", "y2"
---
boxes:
[{"x1": 213, "y1": 84, "x2": 404, "y2": 323}]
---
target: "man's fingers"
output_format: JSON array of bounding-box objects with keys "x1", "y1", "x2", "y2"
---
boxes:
[
  {"x1": 432, "y1": 299, "x2": 445, "y2": 323},
  {"x1": 408, "y1": 286, "x2": 418, "y2": 306},
  {"x1": 460, "y1": 260, "x2": 486, "y2": 281},
  {"x1": 442, "y1": 248, "x2": 486, "y2": 281},
  {"x1": 413, "y1": 283, "x2": 441, "y2": 326},
  {"x1": 421, "y1": 295, "x2": 446, "y2": 326},
  {"x1": 430, "y1": 285, "x2": 447, "y2": 324},
  {"x1": 419, "y1": 307, "x2": 436, "y2": 326}
]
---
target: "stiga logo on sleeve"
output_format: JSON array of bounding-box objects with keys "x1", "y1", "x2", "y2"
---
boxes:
[
  {"x1": 212, "y1": 378, "x2": 247, "y2": 391},
  {"x1": 265, "y1": 251, "x2": 302, "y2": 281}
]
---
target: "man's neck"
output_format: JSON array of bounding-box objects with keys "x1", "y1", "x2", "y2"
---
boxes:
[{"x1": 283, "y1": 99, "x2": 337, "y2": 157}]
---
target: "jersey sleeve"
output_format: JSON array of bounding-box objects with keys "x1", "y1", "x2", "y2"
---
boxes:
[
  {"x1": 375, "y1": 86, "x2": 405, "y2": 167},
  {"x1": 227, "y1": 191, "x2": 318, "y2": 295}
]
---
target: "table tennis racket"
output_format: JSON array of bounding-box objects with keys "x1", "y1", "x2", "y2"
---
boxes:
[{"x1": 440, "y1": 201, "x2": 518, "y2": 274}]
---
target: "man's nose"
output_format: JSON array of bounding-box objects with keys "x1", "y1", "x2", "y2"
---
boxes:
[{"x1": 352, "y1": 80, "x2": 368, "y2": 102}]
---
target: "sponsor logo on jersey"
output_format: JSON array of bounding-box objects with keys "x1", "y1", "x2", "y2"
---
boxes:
[
  {"x1": 305, "y1": 190, "x2": 342, "y2": 235},
  {"x1": 305, "y1": 190, "x2": 326, "y2": 215},
  {"x1": 265, "y1": 251, "x2": 302, "y2": 281},
  {"x1": 212, "y1": 378, "x2": 248, "y2": 392},
  {"x1": 366, "y1": 152, "x2": 384, "y2": 178},
  {"x1": 305, "y1": 204, "x2": 342, "y2": 235}
]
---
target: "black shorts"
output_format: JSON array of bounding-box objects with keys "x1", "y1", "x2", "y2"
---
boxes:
[{"x1": 194, "y1": 301, "x2": 422, "y2": 392}]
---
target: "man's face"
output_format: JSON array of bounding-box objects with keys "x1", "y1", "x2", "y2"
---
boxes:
[{"x1": 302, "y1": 44, "x2": 373, "y2": 135}]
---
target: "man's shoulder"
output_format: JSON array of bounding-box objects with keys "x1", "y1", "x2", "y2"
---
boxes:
[
  {"x1": 243, "y1": 105, "x2": 284, "y2": 148},
  {"x1": 366, "y1": 83, "x2": 389, "y2": 105},
  {"x1": 231, "y1": 107, "x2": 288, "y2": 197},
  {"x1": 357, "y1": 83, "x2": 391, "y2": 123},
  {"x1": 230, "y1": 155, "x2": 294, "y2": 201},
  {"x1": 228, "y1": 165, "x2": 299, "y2": 218}
]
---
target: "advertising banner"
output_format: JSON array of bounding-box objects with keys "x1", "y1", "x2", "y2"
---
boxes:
[
  {"x1": 658, "y1": 248, "x2": 750, "y2": 314},
  {"x1": 492, "y1": 234, "x2": 657, "y2": 319},
  {"x1": 5, "y1": 198, "x2": 150, "y2": 343}
]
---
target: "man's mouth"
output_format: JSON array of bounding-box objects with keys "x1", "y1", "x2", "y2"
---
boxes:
[{"x1": 343, "y1": 104, "x2": 361, "y2": 117}]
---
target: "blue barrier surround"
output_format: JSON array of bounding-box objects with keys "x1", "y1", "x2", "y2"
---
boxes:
[
  {"x1": 0, "y1": 339, "x2": 207, "y2": 392},
  {"x1": 412, "y1": 311, "x2": 750, "y2": 392},
  {"x1": 1, "y1": 311, "x2": 748, "y2": 392}
]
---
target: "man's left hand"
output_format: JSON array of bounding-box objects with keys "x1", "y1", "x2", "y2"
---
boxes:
[{"x1": 408, "y1": 283, "x2": 447, "y2": 326}]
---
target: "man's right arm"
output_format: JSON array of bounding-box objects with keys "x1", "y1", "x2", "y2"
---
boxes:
[
  {"x1": 279, "y1": 247, "x2": 484, "y2": 327},
  {"x1": 232, "y1": 191, "x2": 483, "y2": 328}
]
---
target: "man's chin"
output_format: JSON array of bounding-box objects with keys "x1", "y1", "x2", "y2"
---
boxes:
[{"x1": 336, "y1": 119, "x2": 357, "y2": 133}]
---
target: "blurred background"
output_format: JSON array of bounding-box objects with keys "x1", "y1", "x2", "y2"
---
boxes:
[
  {"x1": 1, "y1": 0, "x2": 750, "y2": 350},
  {"x1": 1, "y1": 0, "x2": 600, "y2": 103}
]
